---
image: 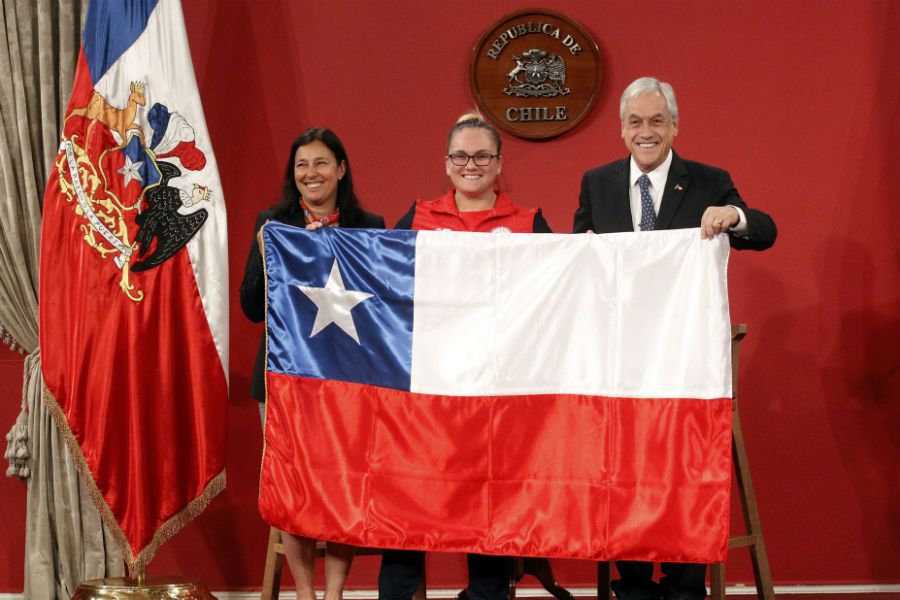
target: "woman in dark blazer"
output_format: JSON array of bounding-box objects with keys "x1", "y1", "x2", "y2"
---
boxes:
[{"x1": 240, "y1": 127, "x2": 384, "y2": 600}]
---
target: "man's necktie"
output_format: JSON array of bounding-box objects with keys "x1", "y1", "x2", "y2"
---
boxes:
[{"x1": 638, "y1": 174, "x2": 656, "y2": 231}]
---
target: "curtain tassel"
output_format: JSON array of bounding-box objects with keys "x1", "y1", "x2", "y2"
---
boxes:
[{"x1": 4, "y1": 404, "x2": 30, "y2": 480}]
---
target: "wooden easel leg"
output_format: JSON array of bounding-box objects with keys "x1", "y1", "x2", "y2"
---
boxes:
[
  {"x1": 749, "y1": 542, "x2": 774, "y2": 600},
  {"x1": 709, "y1": 562, "x2": 726, "y2": 600},
  {"x1": 713, "y1": 325, "x2": 774, "y2": 600},
  {"x1": 732, "y1": 403, "x2": 775, "y2": 600},
  {"x1": 261, "y1": 527, "x2": 284, "y2": 600}
]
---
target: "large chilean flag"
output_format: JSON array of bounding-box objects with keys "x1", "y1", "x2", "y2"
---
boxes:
[
  {"x1": 259, "y1": 224, "x2": 732, "y2": 563},
  {"x1": 39, "y1": 0, "x2": 228, "y2": 573}
]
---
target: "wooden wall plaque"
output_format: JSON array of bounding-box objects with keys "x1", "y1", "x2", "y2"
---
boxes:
[{"x1": 469, "y1": 9, "x2": 603, "y2": 140}]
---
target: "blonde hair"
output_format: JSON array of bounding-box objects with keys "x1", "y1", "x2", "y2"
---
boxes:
[
  {"x1": 447, "y1": 111, "x2": 502, "y2": 153},
  {"x1": 457, "y1": 111, "x2": 483, "y2": 123}
]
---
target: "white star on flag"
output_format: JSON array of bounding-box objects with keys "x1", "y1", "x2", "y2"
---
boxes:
[
  {"x1": 117, "y1": 155, "x2": 144, "y2": 187},
  {"x1": 298, "y1": 259, "x2": 373, "y2": 344}
]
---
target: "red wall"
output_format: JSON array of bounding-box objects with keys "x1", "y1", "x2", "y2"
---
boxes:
[
  {"x1": 0, "y1": 347, "x2": 28, "y2": 586},
  {"x1": 2, "y1": 0, "x2": 898, "y2": 592}
]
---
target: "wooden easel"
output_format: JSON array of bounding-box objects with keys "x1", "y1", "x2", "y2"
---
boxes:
[{"x1": 708, "y1": 324, "x2": 774, "y2": 600}]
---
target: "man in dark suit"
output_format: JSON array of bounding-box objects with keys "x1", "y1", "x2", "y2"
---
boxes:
[
  {"x1": 574, "y1": 76, "x2": 776, "y2": 250},
  {"x1": 572, "y1": 77, "x2": 776, "y2": 600}
]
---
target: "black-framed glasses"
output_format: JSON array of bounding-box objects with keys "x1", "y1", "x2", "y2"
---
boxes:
[{"x1": 446, "y1": 152, "x2": 498, "y2": 167}]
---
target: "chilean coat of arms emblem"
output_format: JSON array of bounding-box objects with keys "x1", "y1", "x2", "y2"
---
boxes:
[
  {"x1": 504, "y1": 48, "x2": 571, "y2": 98},
  {"x1": 57, "y1": 81, "x2": 212, "y2": 302}
]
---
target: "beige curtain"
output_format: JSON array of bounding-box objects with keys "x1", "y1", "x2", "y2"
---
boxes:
[
  {"x1": 0, "y1": 4, "x2": 38, "y2": 351},
  {"x1": 1, "y1": 0, "x2": 125, "y2": 596},
  {"x1": 22, "y1": 351, "x2": 124, "y2": 599}
]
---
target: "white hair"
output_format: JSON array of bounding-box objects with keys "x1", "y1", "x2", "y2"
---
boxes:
[{"x1": 619, "y1": 76, "x2": 679, "y2": 122}]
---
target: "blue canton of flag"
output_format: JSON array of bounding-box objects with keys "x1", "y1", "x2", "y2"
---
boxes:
[{"x1": 263, "y1": 222, "x2": 416, "y2": 390}]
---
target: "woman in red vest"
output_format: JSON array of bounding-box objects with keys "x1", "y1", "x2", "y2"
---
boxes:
[
  {"x1": 379, "y1": 113, "x2": 550, "y2": 600},
  {"x1": 394, "y1": 113, "x2": 550, "y2": 233}
]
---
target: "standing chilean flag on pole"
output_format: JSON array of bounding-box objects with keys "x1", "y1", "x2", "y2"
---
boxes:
[
  {"x1": 259, "y1": 225, "x2": 733, "y2": 563},
  {"x1": 39, "y1": 0, "x2": 228, "y2": 573}
]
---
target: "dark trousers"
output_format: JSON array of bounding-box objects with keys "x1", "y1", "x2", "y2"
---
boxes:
[
  {"x1": 612, "y1": 561, "x2": 707, "y2": 600},
  {"x1": 379, "y1": 549, "x2": 511, "y2": 600}
]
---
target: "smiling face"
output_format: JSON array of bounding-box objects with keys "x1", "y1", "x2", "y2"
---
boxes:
[
  {"x1": 621, "y1": 92, "x2": 678, "y2": 173},
  {"x1": 445, "y1": 127, "x2": 502, "y2": 201},
  {"x1": 294, "y1": 140, "x2": 346, "y2": 215}
]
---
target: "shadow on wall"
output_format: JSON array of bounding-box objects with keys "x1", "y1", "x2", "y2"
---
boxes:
[
  {"x1": 819, "y1": 235, "x2": 900, "y2": 579},
  {"x1": 742, "y1": 235, "x2": 900, "y2": 582},
  {"x1": 732, "y1": 261, "x2": 812, "y2": 581},
  {"x1": 820, "y1": 1, "x2": 900, "y2": 578}
]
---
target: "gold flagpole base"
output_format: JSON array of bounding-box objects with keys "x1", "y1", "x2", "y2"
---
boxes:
[{"x1": 72, "y1": 577, "x2": 217, "y2": 600}]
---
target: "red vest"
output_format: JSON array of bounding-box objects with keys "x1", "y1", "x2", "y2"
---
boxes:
[{"x1": 410, "y1": 190, "x2": 537, "y2": 233}]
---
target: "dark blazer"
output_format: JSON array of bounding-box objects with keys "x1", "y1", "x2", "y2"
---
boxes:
[
  {"x1": 239, "y1": 207, "x2": 385, "y2": 401},
  {"x1": 572, "y1": 151, "x2": 776, "y2": 250}
]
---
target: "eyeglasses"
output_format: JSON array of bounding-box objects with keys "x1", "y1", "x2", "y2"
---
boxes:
[{"x1": 446, "y1": 152, "x2": 498, "y2": 167}]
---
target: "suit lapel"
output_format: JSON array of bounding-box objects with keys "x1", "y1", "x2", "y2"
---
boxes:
[
  {"x1": 609, "y1": 159, "x2": 634, "y2": 232},
  {"x1": 655, "y1": 152, "x2": 689, "y2": 230}
]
